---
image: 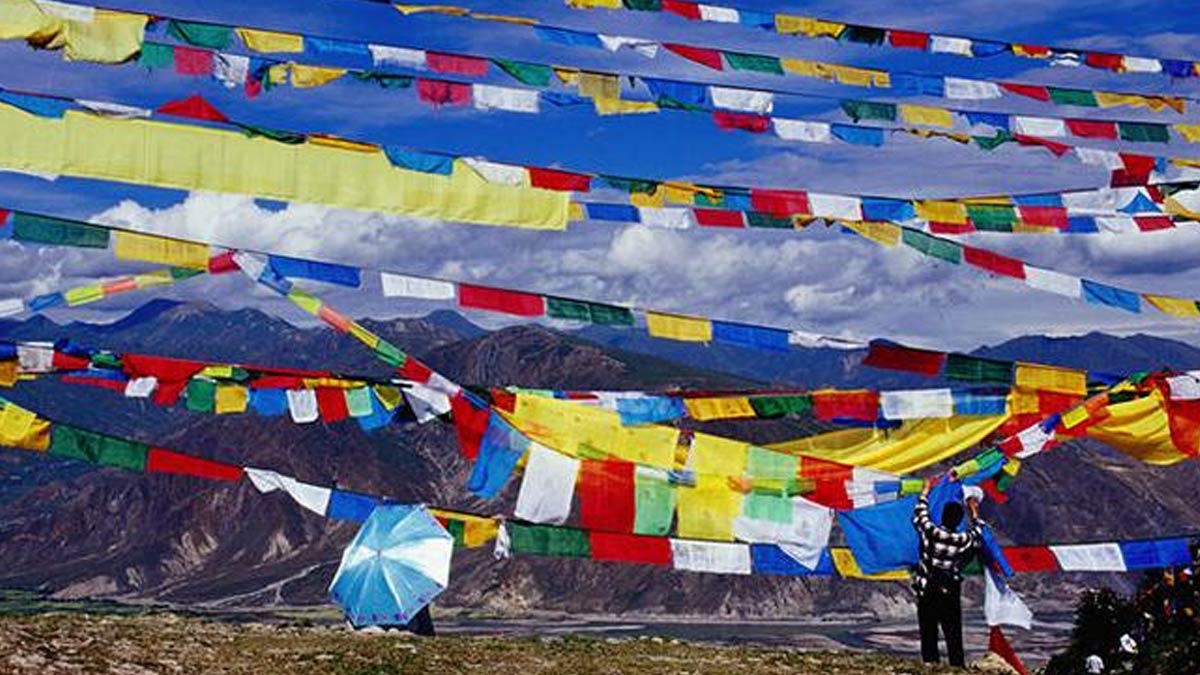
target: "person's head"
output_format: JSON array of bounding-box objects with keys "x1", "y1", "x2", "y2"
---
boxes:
[{"x1": 941, "y1": 502, "x2": 964, "y2": 531}]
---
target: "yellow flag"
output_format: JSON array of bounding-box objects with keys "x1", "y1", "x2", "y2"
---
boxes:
[
  {"x1": 347, "y1": 322, "x2": 383, "y2": 349},
  {"x1": 0, "y1": 106, "x2": 569, "y2": 230},
  {"x1": 630, "y1": 188, "x2": 664, "y2": 207},
  {"x1": 1014, "y1": 363, "x2": 1086, "y2": 396},
  {"x1": 200, "y1": 365, "x2": 234, "y2": 379},
  {"x1": 646, "y1": 312, "x2": 712, "y2": 342},
  {"x1": 470, "y1": 13, "x2": 536, "y2": 25},
  {"x1": 688, "y1": 433, "x2": 749, "y2": 476},
  {"x1": 593, "y1": 98, "x2": 659, "y2": 116},
  {"x1": 1009, "y1": 387, "x2": 1040, "y2": 415},
  {"x1": 1060, "y1": 405, "x2": 1091, "y2": 429},
  {"x1": 566, "y1": 0, "x2": 622, "y2": 7},
  {"x1": 1144, "y1": 294, "x2": 1200, "y2": 318},
  {"x1": 214, "y1": 385, "x2": 249, "y2": 414},
  {"x1": 915, "y1": 200, "x2": 969, "y2": 224},
  {"x1": 1096, "y1": 91, "x2": 1185, "y2": 113},
  {"x1": 374, "y1": 385, "x2": 403, "y2": 410},
  {"x1": 775, "y1": 15, "x2": 845, "y2": 38},
  {"x1": 392, "y1": 4, "x2": 470, "y2": 15},
  {"x1": 235, "y1": 27, "x2": 304, "y2": 53},
  {"x1": 1087, "y1": 389, "x2": 1190, "y2": 465},
  {"x1": 15, "y1": 3, "x2": 148, "y2": 64},
  {"x1": 134, "y1": 270, "x2": 175, "y2": 289},
  {"x1": 64, "y1": 284, "x2": 104, "y2": 306},
  {"x1": 1174, "y1": 124, "x2": 1200, "y2": 144},
  {"x1": 781, "y1": 59, "x2": 824, "y2": 78},
  {"x1": 0, "y1": 402, "x2": 50, "y2": 451},
  {"x1": 463, "y1": 516, "x2": 500, "y2": 547},
  {"x1": 113, "y1": 230, "x2": 210, "y2": 269},
  {"x1": 844, "y1": 221, "x2": 901, "y2": 247},
  {"x1": 0, "y1": 361, "x2": 17, "y2": 387},
  {"x1": 675, "y1": 475, "x2": 742, "y2": 541},
  {"x1": 831, "y1": 548, "x2": 910, "y2": 580},
  {"x1": 290, "y1": 64, "x2": 346, "y2": 88},
  {"x1": 901, "y1": 104, "x2": 954, "y2": 128},
  {"x1": 684, "y1": 397, "x2": 757, "y2": 421},
  {"x1": 827, "y1": 64, "x2": 890, "y2": 88},
  {"x1": 308, "y1": 135, "x2": 378, "y2": 153},
  {"x1": 568, "y1": 201, "x2": 586, "y2": 221},
  {"x1": 578, "y1": 71, "x2": 620, "y2": 99}
]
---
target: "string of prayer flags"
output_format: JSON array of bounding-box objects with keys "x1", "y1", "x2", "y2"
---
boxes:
[
  {"x1": 561, "y1": 0, "x2": 1200, "y2": 82},
  {"x1": 844, "y1": 221, "x2": 1200, "y2": 322},
  {"x1": 143, "y1": 8, "x2": 1200, "y2": 118},
  {"x1": 4, "y1": 84, "x2": 1199, "y2": 231},
  {"x1": 4, "y1": 396, "x2": 1198, "y2": 577}
]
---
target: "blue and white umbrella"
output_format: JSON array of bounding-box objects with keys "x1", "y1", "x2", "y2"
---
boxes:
[{"x1": 329, "y1": 504, "x2": 454, "y2": 628}]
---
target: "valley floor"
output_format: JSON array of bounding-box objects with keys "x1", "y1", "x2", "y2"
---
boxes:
[{"x1": 1, "y1": 612, "x2": 1022, "y2": 675}]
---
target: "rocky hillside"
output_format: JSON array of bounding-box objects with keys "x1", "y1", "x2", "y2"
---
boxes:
[{"x1": 0, "y1": 302, "x2": 1198, "y2": 618}]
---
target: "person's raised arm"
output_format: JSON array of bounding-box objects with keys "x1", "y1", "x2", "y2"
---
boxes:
[{"x1": 913, "y1": 479, "x2": 936, "y2": 536}]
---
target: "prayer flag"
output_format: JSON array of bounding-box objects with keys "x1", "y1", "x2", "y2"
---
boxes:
[
  {"x1": 579, "y1": 460, "x2": 636, "y2": 532},
  {"x1": 458, "y1": 284, "x2": 545, "y2": 317},
  {"x1": 646, "y1": 311, "x2": 712, "y2": 342},
  {"x1": 590, "y1": 531, "x2": 673, "y2": 565}
]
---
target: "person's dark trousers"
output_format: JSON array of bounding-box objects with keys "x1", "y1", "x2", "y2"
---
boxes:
[
  {"x1": 404, "y1": 605, "x2": 435, "y2": 637},
  {"x1": 917, "y1": 582, "x2": 965, "y2": 667}
]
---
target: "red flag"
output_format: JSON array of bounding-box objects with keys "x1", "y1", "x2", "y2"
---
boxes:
[
  {"x1": 173, "y1": 46, "x2": 213, "y2": 75},
  {"x1": 929, "y1": 221, "x2": 975, "y2": 235},
  {"x1": 578, "y1": 460, "x2": 636, "y2": 532},
  {"x1": 589, "y1": 531, "x2": 672, "y2": 565},
  {"x1": 661, "y1": 0, "x2": 701, "y2": 19},
  {"x1": 888, "y1": 30, "x2": 929, "y2": 50},
  {"x1": 963, "y1": 246, "x2": 1026, "y2": 279},
  {"x1": 528, "y1": 167, "x2": 592, "y2": 192},
  {"x1": 146, "y1": 448, "x2": 243, "y2": 482},
  {"x1": 663, "y1": 43, "x2": 724, "y2": 70},
  {"x1": 1017, "y1": 206, "x2": 1068, "y2": 229},
  {"x1": 315, "y1": 387, "x2": 349, "y2": 423},
  {"x1": 1066, "y1": 119, "x2": 1118, "y2": 140},
  {"x1": 51, "y1": 350, "x2": 90, "y2": 371},
  {"x1": 158, "y1": 94, "x2": 229, "y2": 122},
  {"x1": 750, "y1": 189, "x2": 809, "y2": 216},
  {"x1": 1085, "y1": 52, "x2": 1123, "y2": 71},
  {"x1": 425, "y1": 52, "x2": 489, "y2": 76},
  {"x1": 712, "y1": 111, "x2": 770, "y2": 133},
  {"x1": 694, "y1": 208, "x2": 745, "y2": 228},
  {"x1": 207, "y1": 251, "x2": 239, "y2": 274},
  {"x1": 1000, "y1": 83, "x2": 1050, "y2": 101},
  {"x1": 989, "y1": 626, "x2": 1029, "y2": 675},
  {"x1": 1014, "y1": 134, "x2": 1071, "y2": 157},
  {"x1": 450, "y1": 393, "x2": 489, "y2": 460},
  {"x1": 1134, "y1": 216, "x2": 1173, "y2": 232},
  {"x1": 812, "y1": 390, "x2": 880, "y2": 421},
  {"x1": 458, "y1": 284, "x2": 546, "y2": 317},
  {"x1": 862, "y1": 341, "x2": 946, "y2": 376},
  {"x1": 1004, "y1": 546, "x2": 1058, "y2": 572},
  {"x1": 397, "y1": 358, "x2": 432, "y2": 383},
  {"x1": 417, "y1": 79, "x2": 471, "y2": 107}
]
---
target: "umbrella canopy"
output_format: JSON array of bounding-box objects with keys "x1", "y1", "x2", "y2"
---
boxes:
[{"x1": 329, "y1": 503, "x2": 454, "y2": 627}]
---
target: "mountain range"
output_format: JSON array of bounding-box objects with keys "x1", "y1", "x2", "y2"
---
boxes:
[{"x1": 1, "y1": 300, "x2": 1198, "y2": 619}]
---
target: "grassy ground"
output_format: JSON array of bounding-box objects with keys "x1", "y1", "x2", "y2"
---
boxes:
[{"x1": 0, "y1": 612, "x2": 999, "y2": 675}]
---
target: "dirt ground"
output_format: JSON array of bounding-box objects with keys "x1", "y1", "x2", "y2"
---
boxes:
[{"x1": 0, "y1": 612, "x2": 1025, "y2": 675}]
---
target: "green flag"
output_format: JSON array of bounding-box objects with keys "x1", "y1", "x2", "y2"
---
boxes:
[{"x1": 12, "y1": 213, "x2": 110, "y2": 249}]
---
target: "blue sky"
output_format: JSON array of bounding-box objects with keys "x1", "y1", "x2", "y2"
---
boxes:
[{"x1": 2, "y1": 0, "x2": 1200, "y2": 351}]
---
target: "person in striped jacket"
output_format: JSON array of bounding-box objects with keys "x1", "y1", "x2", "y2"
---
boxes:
[{"x1": 912, "y1": 482, "x2": 985, "y2": 668}]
